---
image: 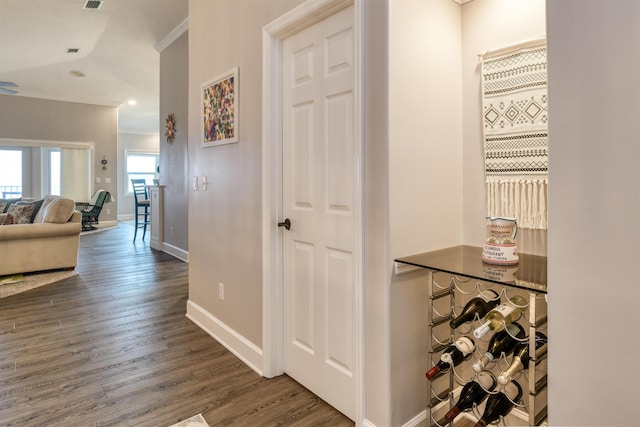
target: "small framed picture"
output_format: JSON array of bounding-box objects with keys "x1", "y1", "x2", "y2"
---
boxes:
[{"x1": 201, "y1": 67, "x2": 239, "y2": 147}]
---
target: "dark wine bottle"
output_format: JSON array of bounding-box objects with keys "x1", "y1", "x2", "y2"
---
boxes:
[
  {"x1": 450, "y1": 290, "x2": 500, "y2": 329},
  {"x1": 444, "y1": 372, "x2": 496, "y2": 423},
  {"x1": 425, "y1": 336, "x2": 476, "y2": 380},
  {"x1": 497, "y1": 331, "x2": 548, "y2": 385},
  {"x1": 473, "y1": 380, "x2": 523, "y2": 427},
  {"x1": 472, "y1": 322, "x2": 526, "y2": 373}
]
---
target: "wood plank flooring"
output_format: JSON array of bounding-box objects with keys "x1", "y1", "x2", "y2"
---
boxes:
[{"x1": 0, "y1": 222, "x2": 354, "y2": 427}]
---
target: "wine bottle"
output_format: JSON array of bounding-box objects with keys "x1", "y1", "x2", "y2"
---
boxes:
[
  {"x1": 449, "y1": 290, "x2": 500, "y2": 329},
  {"x1": 472, "y1": 322, "x2": 526, "y2": 373},
  {"x1": 473, "y1": 380, "x2": 523, "y2": 427},
  {"x1": 473, "y1": 295, "x2": 529, "y2": 338},
  {"x1": 497, "y1": 331, "x2": 548, "y2": 385},
  {"x1": 425, "y1": 336, "x2": 476, "y2": 380},
  {"x1": 444, "y1": 372, "x2": 496, "y2": 423}
]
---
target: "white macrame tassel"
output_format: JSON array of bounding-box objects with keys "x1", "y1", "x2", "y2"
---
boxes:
[{"x1": 486, "y1": 179, "x2": 547, "y2": 230}]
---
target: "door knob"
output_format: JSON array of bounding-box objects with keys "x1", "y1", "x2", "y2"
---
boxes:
[{"x1": 278, "y1": 218, "x2": 291, "y2": 230}]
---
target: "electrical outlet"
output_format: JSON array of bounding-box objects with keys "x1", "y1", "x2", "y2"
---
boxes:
[
  {"x1": 106, "y1": 209, "x2": 110, "y2": 215},
  {"x1": 218, "y1": 283, "x2": 224, "y2": 301},
  {"x1": 170, "y1": 226, "x2": 174, "y2": 235}
]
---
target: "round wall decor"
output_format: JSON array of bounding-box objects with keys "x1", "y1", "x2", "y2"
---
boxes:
[{"x1": 165, "y1": 113, "x2": 176, "y2": 143}]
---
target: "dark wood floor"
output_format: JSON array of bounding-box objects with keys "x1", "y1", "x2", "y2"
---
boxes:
[{"x1": 0, "y1": 222, "x2": 354, "y2": 427}]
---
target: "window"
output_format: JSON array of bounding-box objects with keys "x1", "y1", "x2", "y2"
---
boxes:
[
  {"x1": 125, "y1": 151, "x2": 159, "y2": 193},
  {"x1": 0, "y1": 149, "x2": 22, "y2": 198},
  {"x1": 0, "y1": 141, "x2": 92, "y2": 201},
  {"x1": 50, "y1": 150, "x2": 61, "y2": 195},
  {"x1": 41, "y1": 147, "x2": 61, "y2": 196}
]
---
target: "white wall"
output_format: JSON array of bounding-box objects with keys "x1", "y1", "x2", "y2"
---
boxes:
[
  {"x1": 388, "y1": 1, "x2": 462, "y2": 425},
  {"x1": 461, "y1": 0, "x2": 547, "y2": 253},
  {"x1": 363, "y1": 1, "x2": 392, "y2": 424},
  {"x1": 547, "y1": 1, "x2": 640, "y2": 425},
  {"x1": 389, "y1": 0, "x2": 463, "y2": 255}
]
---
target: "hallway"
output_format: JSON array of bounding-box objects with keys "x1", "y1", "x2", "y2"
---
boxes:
[{"x1": 0, "y1": 223, "x2": 353, "y2": 426}]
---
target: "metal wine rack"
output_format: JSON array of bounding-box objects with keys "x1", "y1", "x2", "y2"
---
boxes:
[{"x1": 395, "y1": 246, "x2": 548, "y2": 427}]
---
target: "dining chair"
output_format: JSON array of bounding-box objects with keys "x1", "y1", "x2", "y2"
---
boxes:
[{"x1": 131, "y1": 179, "x2": 150, "y2": 241}]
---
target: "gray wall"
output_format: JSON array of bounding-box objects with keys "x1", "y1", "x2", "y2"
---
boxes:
[
  {"x1": 0, "y1": 94, "x2": 118, "y2": 223},
  {"x1": 187, "y1": 0, "x2": 303, "y2": 349},
  {"x1": 547, "y1": 1, "x2": 640, "y2": 424},
  {"x1": 159, "y1": 31, "x2": 189, "y2": 256}
]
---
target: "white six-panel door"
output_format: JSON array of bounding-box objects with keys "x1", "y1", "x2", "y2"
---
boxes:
[{"x1": 282, "y1": 5, "x2": 356, "y2": 420}]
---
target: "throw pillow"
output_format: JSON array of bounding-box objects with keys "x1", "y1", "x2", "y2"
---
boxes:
[
  {"x1": 6, "y1": 204, "x2": 34, "y2": 224},
  {"x1": 0, "y1": 198, "x2": 22, "y2": 213},
  {"x1": 34, "y1": 196, "x2": 75, "y2": 223},
  {"x1": 1, "y1": 213, "x2": 15, "y2": 225},
  {"x1": 14, "y1": 199, "x2": 44, "y2": 223}
]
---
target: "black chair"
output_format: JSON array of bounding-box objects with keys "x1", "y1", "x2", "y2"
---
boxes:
[
  {"x1": 75, "y1": 190, "x2": 111, "y2": 231},
  {"x1": 131, "y1": 179, "x2": 150, "y2": 241}
]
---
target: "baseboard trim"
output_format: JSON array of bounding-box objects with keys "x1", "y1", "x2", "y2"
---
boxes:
[
  {"x1": 361, "y1": 410, "x2": 426, "y2": 427},
  {"x1": 401, "y1": 410, "x2": 427, "y2": 427},
  {"x1": 186, "y1": 299, "x2": 264, "y2": 376},
  {"x1": 162, "y1": 242, "x2": 188, "y2": 262}
]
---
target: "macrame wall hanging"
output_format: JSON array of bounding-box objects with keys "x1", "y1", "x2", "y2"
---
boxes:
[{"x1": 480, "y1": 38, "x2": 548, "y2": 230}]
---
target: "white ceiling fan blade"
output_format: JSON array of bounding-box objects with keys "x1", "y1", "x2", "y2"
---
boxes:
[
  {"x1": 0, "y1": 81, "x2": 18, "y2": 88},
  {"x1": 0, "y1": 87, "x2": 18, "y2": 95}
]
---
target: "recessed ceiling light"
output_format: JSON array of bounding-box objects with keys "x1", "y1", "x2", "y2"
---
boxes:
[
  {"x1": 69, "y1": 70, "x2": 85, "y2": 78},
  {"x1": 128, "y1": 100, "x2": 137, "y2": 106}
]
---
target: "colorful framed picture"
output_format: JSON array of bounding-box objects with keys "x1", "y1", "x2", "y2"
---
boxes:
[{"x1": 201, "y1": 67, "x2": 239, "y2": 147}]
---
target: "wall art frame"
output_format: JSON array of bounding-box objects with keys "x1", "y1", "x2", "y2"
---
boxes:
[{"x1": 201, "y1": 66, "x2": 239, "y2": 147}]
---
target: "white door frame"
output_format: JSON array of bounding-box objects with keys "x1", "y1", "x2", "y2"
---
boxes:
[{"x1": 261, "y1": 0, "x2": 364, "y2": 422}]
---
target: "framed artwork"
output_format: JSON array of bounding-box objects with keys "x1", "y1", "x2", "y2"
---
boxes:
[{"x1": 201, "y1": 67, "x2": 239, "y2": 147}]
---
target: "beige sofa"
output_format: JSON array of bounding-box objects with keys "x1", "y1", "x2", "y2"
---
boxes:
[{"x1": 0, "y1": 196, "x2": 81, "y2": 276}]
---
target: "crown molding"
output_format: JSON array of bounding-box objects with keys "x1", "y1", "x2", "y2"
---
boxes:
[{"x1": 154, "y1": 18, "x2": 188, "y2": 53}]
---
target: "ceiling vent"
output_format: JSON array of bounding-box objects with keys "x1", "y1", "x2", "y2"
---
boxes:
[
  {"x1": 67, "y1": 48, "x2": 80, "y2": 54},
  {"x1": 83, "y1": 0, "x2": 104, "y2": 10}
]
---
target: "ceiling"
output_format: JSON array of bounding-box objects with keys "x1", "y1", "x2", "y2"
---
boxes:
[{"x1": 0, "y1": 0, "x2": 188, "y2": 134}]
